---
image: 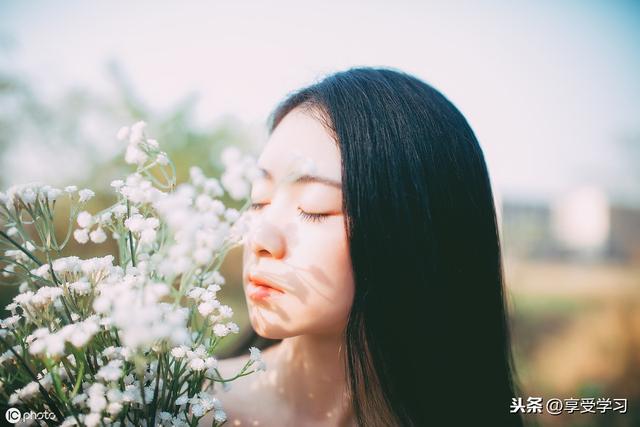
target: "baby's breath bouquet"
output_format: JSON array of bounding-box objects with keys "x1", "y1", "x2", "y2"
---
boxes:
[{"x1": 0, "y1": 121, "x2": 265, "y2": 426}]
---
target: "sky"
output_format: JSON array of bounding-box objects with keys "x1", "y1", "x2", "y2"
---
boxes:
[{"x1": 1, "y1": 0, "x2": 639, "y2": 205}]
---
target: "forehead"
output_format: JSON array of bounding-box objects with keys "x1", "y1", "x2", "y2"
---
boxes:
[{"x1": 258, "y1": 108, "x2": 342, "y2": 182}]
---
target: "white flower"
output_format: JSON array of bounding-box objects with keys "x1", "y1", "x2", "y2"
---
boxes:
[
  {"x1": 205, "y1": 357, "x2": 218, "y2": 370},
  {"x1": 84, "y1": 412, "x2": 101, "y2": 427},
  {"x1": 71, "y1": 394, "x2": 87, "y2": 408},
  {"x1": 249, "y1": 346, "x2": 261, "y2": 362},
  {"x1": 73, "y1": 229, "x2": 89, "y2": 244},
  {"x1": 4, "y1": 250, "x2": 24, "y2": 265},
  {"x1": 24, "y1": 317, "x2": 101, "y2": 356},
  {"x1": 97, "y1": 360, "x2": 123, "y2": 382},
  {"x1": 139, "y1": 228, "x2": 156, "y2": 245},
  {"x1": 69, "y1": 330, "x2": 91, "y2": 348},
  {"x1": 129, "y1": 121, "x2": 147, "y2": 144},
  {"x1": 64, "y1": 185, "x2": 78, "y2": 193},
  {"x1": 198, "y1": 302, "x2": 216, "y2": 317},
  {"x1": 99, "y1": 212, "x2": 112, "y2": 224},
  {"x1": 69, "y1": 319, "x2": 99, "y2": 348},
  {"x1": 187, "y1": 287, "x2": 204, "y2": 301},
  {"x1": 224, "y1": 208, "x2": 240, "y2": 222},
  {"x1": 0, "y1": 123, "x2": 263, "y2": 415},
  {"x1": 125, "y1": 145, "x2": 148, "y2": 166},
  {"x1": 107, "y1": 401, "x2": 123, "y2": 416},
  {"x1": 211, "y1": 271, "x2": 225, "y2": 285},
  {"x1": 89, "y1": 228, "x2": 107, "y2": 244},
  {"x1": 195, "y1": 194, "x2": 212, "y2": 211},
  {"x1": 214, "y1": 410, "x2": 227, "y2": 422},
  {"x1": 104, "y1": 284, "x2": 189, "y2": 350},
  {"x1": 107, "y1": 388, "x2": 123, "y2": 404},
  {"x1": 193, "y1": 248, "x2": 212, "y2": 266},
  {"x1": 187, "y1": 345, "x2": 207, "y2": 360},
  {"x1": 78, "y1": 189, "x2": 95, "y2": 202},
  {"x1": 226, "y1": 322, "x2": 239, "y2": 334},
  {"x1": 204, "y1": 178, "x2": 224, "y2": 197},
  {"x1": 12, "y1": 380, "x2": 40, "y2": 402},
  {"x1": 112, "y1": 204, "x2": 128, "y2": 218},
  {"x1": 29, "y1": 333, "x2": 64, "y2": 356},
  {"x1": 47, "y1": 188, "x2": 62, "y2": 201},
  {"x1": 25, "y1": 241, "x2": 36, "y2": 252},
  {"x1": 192, "y1": 403, "x2": 205, "y2": 417},
  {"x1": 31, "y1": 286, "x2": 63, "y2": 307},
  {"x1": 145, "y1": 217, "x2": 160, "y2": 228},
  {"x1": 171, "y1": 346, "x2": 187, "y2": 359},
  {"x1": 156, "y1": 152, "x2": 169, "y2": 165},
  {"x1": 123, "y1": 214, "x2": 144, "y2": 232},
  {"x1": 213, "y1": 324, "x2": 229, "y2": 337},
  {"x1": 190, "y1": 167, "x2": 206, "y2": 186},
  {"x1": 110, "y1": 179, "x2": 125, "y2": 189},
  {"x1": 219, "y1": 305, "x2": 233, "y2": 319},
  {"x1": 0, "y1": 314, "x2": 20, "y2": 327},
  {"x1": 218, "y1": 148, "x2": 258, "y2": 200},
  {"x1": 77, "y1": 211, "x2": 93, "y2": 228},
  {"x1": 124, "y1": 214, "x2": 159, "y2": 245},
  {"x1": 88, "y1": 389, "x2": 107, "y2": 413},
  {"x1": 21, "y1": 188, "x2": 36, "y2": 204},
  {"x1": 69, "y1": 280, "x2": 91, "y2": 295},
  {"x1": 221, "y1": 146, "x2": 242, "y2": 167},
  {"x1": 221, "y1": 170, "x2": 249, "y2": 200},
  {"x1": 116, "y1": 126, "x2": 130, "y2": 141}
]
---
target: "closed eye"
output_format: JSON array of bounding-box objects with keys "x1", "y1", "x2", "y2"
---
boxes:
[
  {"x1": 297, "y1": 207, "x2": 330, "y2": 223},
  {"x1": 249, "y1": 202, "x2": 268, "y2": 210},
  {"x1": 248, "y1": 202, "x2": 330, "y2": 223}
]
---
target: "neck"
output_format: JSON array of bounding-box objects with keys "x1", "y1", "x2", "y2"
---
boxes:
[{"x1": 263, "y1": 333, "x2": 354, "y2": 425}]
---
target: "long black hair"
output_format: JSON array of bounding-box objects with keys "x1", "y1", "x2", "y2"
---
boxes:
[{"x1": 227, "y1": 67, "x2": 524, "y2": 427}]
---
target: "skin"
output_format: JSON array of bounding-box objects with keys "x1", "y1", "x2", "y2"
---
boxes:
[{"x1": 199, "y1": 107, "x2": 356, "y2": 427}]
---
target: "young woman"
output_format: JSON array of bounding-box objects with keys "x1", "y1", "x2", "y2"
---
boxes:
[{"x1": 202, "y1": 67, "x2": 524, "y2": 427}]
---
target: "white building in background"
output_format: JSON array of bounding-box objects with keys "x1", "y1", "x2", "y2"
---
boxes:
[{"x1": 551, "y1": 186, "x2": 610, "y2": 256}]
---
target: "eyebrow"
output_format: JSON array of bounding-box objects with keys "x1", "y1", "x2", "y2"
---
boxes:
[{"x1": 258, "y1": 167, "x2": 342, "y2": 189}]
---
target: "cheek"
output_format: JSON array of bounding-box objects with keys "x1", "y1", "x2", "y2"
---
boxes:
[
  {"x1": 293, "y1": 219, "x2": 355, "y2": 331},
  {"x1": 241, "y1": 216, "x2": 355, "y2": 338}
]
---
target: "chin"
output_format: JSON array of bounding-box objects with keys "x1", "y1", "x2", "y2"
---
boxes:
[{"x1": 248, "y1": 312, "x2": 295, "y2": 340}]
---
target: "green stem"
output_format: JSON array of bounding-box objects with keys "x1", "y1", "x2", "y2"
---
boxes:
[
  {"x1": 0, "y1": 335, "x2": 64, "y2": 421},
  {"x1": 139, "y1": 369, "x2": 148, "y2": 419},
  {"x1": 126, "y1": 200, "x2": 136, "y2": 267},
  {"x1": 0, "y1": 230, "x2": 43, "y2": 265},
  {"x1": 148, "y1": 355, "x2": 163, "y2": 426},
  {"x1": 70, "y1": 360, "x2": 85, "y2": 397}
]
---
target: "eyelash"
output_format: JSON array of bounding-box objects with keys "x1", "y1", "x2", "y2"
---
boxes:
[{"x1": 249, "y1": 203, "x2": 330, "y2": 223}]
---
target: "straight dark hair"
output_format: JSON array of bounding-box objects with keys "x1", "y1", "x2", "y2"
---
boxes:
[{"x1": 228, "y1": 67, "x2": 524, "y2": 426}]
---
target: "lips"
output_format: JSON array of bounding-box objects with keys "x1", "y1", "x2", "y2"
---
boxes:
[{"x1": 247, "y1": 274, "x2": 285, "y2": 294}]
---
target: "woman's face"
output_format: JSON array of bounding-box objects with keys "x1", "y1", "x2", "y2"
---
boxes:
[{"x1": 242, "y1": 107, "x2": 355, "y2": 339}]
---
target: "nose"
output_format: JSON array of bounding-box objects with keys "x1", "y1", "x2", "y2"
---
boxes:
[{"x1": 249, "y1": 221, "x2": 286, "y2": 259}]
